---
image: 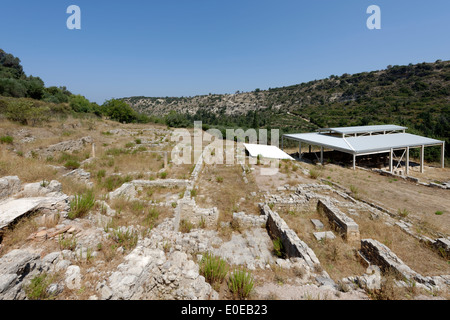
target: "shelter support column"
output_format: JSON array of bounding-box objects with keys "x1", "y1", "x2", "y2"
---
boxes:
[
  {"x1": 420, "y1": 145, "x2": 424, "y2": 173},
  {"x1": 352, "y1": 154, "x2": 356, "y2": 170},
  {"x1": 405, "y1": 147, "x2": 409, "y2": 175},
  {"x1": 320, "y1": 147, "x2": 324, "y2": 165},
  {"x1": 299, "y1": 142, "x2": 302, "y2": 159},
  {"x1": 442, "y1": 142, "x2": 445, "y2": 169},
  {"x1": 389, "y1": 148, "x2": 393, "y2": 173}
]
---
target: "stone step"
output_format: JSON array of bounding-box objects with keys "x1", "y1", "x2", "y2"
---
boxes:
[{"x1": 313, "y1": 231, "x2": 336, "y2": 241}]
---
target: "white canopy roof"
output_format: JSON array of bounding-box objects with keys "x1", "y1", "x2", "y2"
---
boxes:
[
  {"x1": 244, "y1": 143, "x2": 294, "y2": 160},
  {"x1": 283, "y1": 132, "x2": 443, "y2": 155}
]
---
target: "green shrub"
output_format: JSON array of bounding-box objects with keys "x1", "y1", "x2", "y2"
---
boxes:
[
  {"x1": 64, "y1": 159, "x2": 80, "y2": 170},
  {"x1": 0, "y1": 135, "x2": 13, "y2": 144},
  {"x1": 216, "y1": 176, "x2": 224, "y2": 183},
  {"x1": 58, "y1": 234, "x2": 77, "y2": 251},
  {"x1": 159, "y1": 171, "x2": 168, "y2": 179},
  {"x1": 97, "y1": 169, "x2": 106, "y2": 179},
  {"x1": 111, "y1": 227, "x2": 138, "y2": 250},
  {"x1": 68, "y1": 189, "x2": 95, "y2": 219},
  {"x1": 179, "y1": 219, "x2": 193, "y2": 233},
  {"x1": 228, "y1": 268, "x2": 254, "y2": 299},
  {"x1": 135, "y1": 139, "x2": 142, "y2": 144},
  {"x1": 102, "y1": 175, "x2": 132, "y2": 191},
  {"x1": 273, "y1": 237, "x2": 284, "y2": 258},
  {"x1": 199, "y1": 253, "x2": 228, "y2": 286},
  {"x1": 435, "y1": 211, "x2": 444, "y2": 215},
  {"x1": 398, "y1": 208, "x2": 409, "y2": 218},
  {"x1": 25, "y1": 273, "x2": 55, "y2": 300}
]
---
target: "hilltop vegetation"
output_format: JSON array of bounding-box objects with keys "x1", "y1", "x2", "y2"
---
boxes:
[
  {"x1": 123, "y1": 60, "x2": 450, "y2": 162},
  {"x1": 0, "y1": 49, "x2": 153, "y2": 126}
]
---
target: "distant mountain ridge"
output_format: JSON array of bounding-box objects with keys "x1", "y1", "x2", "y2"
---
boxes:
[{"x1": 122, "y1": 60, "x2": 450, "y2": 122}]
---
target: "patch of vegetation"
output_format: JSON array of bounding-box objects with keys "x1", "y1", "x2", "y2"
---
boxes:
[
  {"x1": 228, "y1": 268, "x2": 255, "y2": 300},
  {"x1": 0, "y1": 135, "x2": 13, "y2": 144},
  {"x1": 25, "y1": 273, "x2": 56, "y2": 300},
  {"x1": 179, "y1": 219, "x2": 194, "y2": 233},
  {"x1": 309, "y1": 168, "x2": 320, "y2": 179},
  {"x1": 199, "y1": 253, "x2": 228, "y2": 288},
  {"x1": 68, "y1": 189, "x2": 95, "y2": 219},
  {"x1": 64, "y1": 159, "x2": 80, "y2": 170},
  {"x1": 272, "y1": 237, "x2": 285, "y2": 258},
  {"x1": 110, "y1": 227, "x2": 138, "y2": 251}
]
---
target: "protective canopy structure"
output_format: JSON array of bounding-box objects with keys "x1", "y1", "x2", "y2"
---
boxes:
[
  {"x1": 244, "y1": 143, "x2": 294, "y2": 160},
  {"x1": 282, "y1": 125, "x2": 445, "y2": 173}
]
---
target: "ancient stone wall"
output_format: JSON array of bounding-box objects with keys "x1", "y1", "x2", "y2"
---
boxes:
[
  {"x1": 261, "y1": 204, "x2": 320, "y2": 269},
  {"x1": 317, "y1": 199, "x2": 360, "y2": 243}
]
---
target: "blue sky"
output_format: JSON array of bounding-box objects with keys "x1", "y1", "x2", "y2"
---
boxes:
[{"x1": 1, "y1": 0, "x2": 449, "y2": 104}]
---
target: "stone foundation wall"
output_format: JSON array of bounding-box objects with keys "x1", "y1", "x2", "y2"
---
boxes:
[
  {"x1": 317, "y1": 199, "x2": 360, "y2": 243},
  {"x1": 261, "y1": 204, "x2": 320, "y2": 269},
  {"x1": 360, "y1": 239, "x2": 450, "y2": 290}
]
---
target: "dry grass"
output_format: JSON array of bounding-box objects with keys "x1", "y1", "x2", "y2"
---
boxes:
[
  {"x1": 0, "y1": 148, "x2": 58, "y2": 183},
  {"x1": 196, "y1": 163, "x2": 260, "y2": 226}
]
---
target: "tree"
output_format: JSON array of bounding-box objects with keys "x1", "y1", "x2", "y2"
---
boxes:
[
  {"x1": 69, "y1": 94, "x2": 93, "y2": 113},
  {"x1": 101, "y1": 99, "x2": 137, "y2": 123}
]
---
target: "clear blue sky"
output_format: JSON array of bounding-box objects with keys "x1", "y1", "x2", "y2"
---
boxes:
[{"x1": 1, "y1": 0, "x2": 449, "y2": 104}]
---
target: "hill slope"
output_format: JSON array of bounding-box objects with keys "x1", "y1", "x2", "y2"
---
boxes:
[{"x1": 123, "y1": 60, "x2": 450, "y2": 161}]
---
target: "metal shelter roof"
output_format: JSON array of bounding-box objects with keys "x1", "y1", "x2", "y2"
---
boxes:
[
  {"x1": 317, "y1": 124, "x2": 407, "y2": 135},
  {"x1": 283, "y1": 132, "x2": 444, "y2": 155}
]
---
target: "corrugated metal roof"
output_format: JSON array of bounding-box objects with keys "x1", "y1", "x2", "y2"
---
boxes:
[
  {"x1": 318, "y1": 124, "x2": 407, "y2": 135},
  {"x1": 283, "y1": 132, "x2": 443, "y2": 155}
]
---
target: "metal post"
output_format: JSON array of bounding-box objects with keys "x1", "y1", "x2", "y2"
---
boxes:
[
  {"x1": 281, "y1": 136, "x2": 284, "y2": 151},
  {"x1": 405, "y1": 147, "x2": 409, "y2": 175},
  {"x1": 309, "y1": 145, "x2": 312, "y2": 154},
  {"x1": 353, "y1": 154, "x2": 356, "y2": 170},
  {"x1": 420, "y1": 145, "x2": 424, "y2": 173},
  {"x1": 299, "y1": 142, "x2": 302, "y2": 159},
  {"x1": 92, "y1": 143, "x2": 96, "y2": 158},
  {"x1": 442, "y1": 142, "x2": 445, "y2": 169},
  {"x1": 389, "y1": 148, "x2": 393, "y2": 173},
  {"x1": 320, "y1": 146, "x2": 324, "y2": 165}
]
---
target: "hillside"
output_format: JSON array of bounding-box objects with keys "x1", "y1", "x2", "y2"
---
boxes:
[{"x1": 123, "y1": 60, "x2": 450, "y2": 161}]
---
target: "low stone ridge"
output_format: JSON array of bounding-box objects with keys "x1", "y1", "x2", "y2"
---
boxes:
[
  {"x1": 360, "y1": 239, "x2": 450, "y2": 291},
  {"x1": 25, "y1": 136, "x2": 93, "y2": 159}
]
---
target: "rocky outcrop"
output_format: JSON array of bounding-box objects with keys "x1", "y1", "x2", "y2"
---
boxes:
[
  {"x1": 102, "y1": 246, "x2": 218, "y2": 300},
  {"x1": 0, "y1": 176, "x2": 21, "y2": 201},
  {"x1": 0, "y1": 177, "x2": 69, "y2": 232},
  {"x1": 0, "y1": 249, "x2": 42, "y2": 300}
]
